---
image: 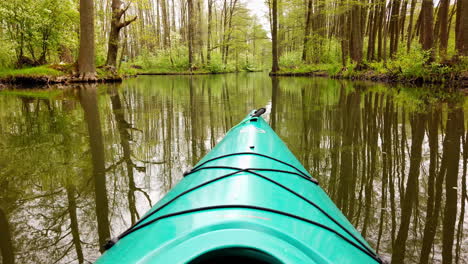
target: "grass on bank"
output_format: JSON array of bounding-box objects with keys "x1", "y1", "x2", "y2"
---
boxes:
[
  {"x1": 277, "y1": 47, "x2": 468, "y2": 82},
  {"x1": 119, "y1": 48, "x2": 266, "y2": 75},
  {"x1": 0, "y1": 65, "x2": 64, "y2": 79},
  {"x1": 119, "y1": 63, "x2": 263, "y2": 75},
  {"x1": 0, "y1": 64, "x2": 124, "y2": 82}
]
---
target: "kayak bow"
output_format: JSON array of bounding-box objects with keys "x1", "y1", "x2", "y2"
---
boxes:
[{"x1": 97, "y1": 108, "x2": 382, "y2": 264}]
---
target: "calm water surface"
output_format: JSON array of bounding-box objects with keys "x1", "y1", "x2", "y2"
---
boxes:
[{"x1": 0, "y1": 73, "x2": 467, "y2": 263}]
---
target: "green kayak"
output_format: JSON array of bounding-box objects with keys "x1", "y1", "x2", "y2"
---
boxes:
[{"x1": 96, "y1": 109, "x2": 382, "y2": 264}]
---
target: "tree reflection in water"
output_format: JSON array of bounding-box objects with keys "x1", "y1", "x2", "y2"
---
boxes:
[{"x1": 0, "y1": 73, "x2": 466, "y2": 263}]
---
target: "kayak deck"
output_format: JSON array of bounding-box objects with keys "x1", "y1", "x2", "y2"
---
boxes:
[{"x1": 96, "y1": 110, "x2": 381, "y2": 264}]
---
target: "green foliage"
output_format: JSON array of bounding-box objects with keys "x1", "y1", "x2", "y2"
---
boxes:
[
  {"x1": 95, "y1": 44, "x2": 108, "y2": 67},
  {"x1": 0, "y1": 65, "x2": 63, "y2": 78},
  {"x1": 365, "y1": 46, "x2": 467, "y2": 82},
  {"x1": 0, "y1": 40, "x2": 15, "y2": 68},
  {"x1": 450, "y1": 56, "x2": 468, "y2": 72},
  {"x1": 134, "y1": 46, "x2": 190, "y2": 72},
  {"x1": 0, "y1": 0, "x2": 78, "y2": 66},
  {"x1": 280, "y1": 51, "x2": 303, "y2": 69},
  {"x1": 206, "y1": 54, "x2": 225, "y2": 73},
  {"x1": 119, "y1": 64, "x2": 140, "y2": 76},
  {"x1": 386, "y1": 46, "x2": 432, "y2": 78}
]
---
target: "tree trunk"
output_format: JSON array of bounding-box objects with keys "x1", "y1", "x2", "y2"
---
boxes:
[
  {"x1": 207, "y1": 0, "x2": 213, "y2": 64},
  {"x1": 455, "y1": 0, "x2": 468, "y2": 55},
  {"x1": 78, "y1": 0, "x2": 97, "y2": 80},
  {"x1": 367, "y1": 0, "x2": 378, "y2": 61},
  {"x1": 349, "y1": 1, "x2": 363, "y2": 66},
  {"x1": 302, "y1": 0, "x2": 313, "y2": 62},
  {"x1": 271, "y1": 0, "x2": 280, "y2": 73},
  {"x1": 106, "y1": 0, "x2": 137, "y2": 67},
  {"x1": 420, "y1": 0, "x2": 434, "y2": 52},
  {"x1": 157, "y1": 0, "x2": 162, "y2": 46},
  {"x1": 438, "y1": 0, "x2": 449, "y2": 57},
  {"x1": 221, "y1": 0, "x2": 228, "y2": 64},
  {"x1": 377, "y1": 0, "x2": 385, "y2": 60},
  {"x1": 399, "y1": 0, "x2": 408, "y2": 42},
  {"x1": 406, "y1": 0, "x2": 417, "y2": 52},
  {"x1": 389, "y1": 0, "x2": 401, "y2": 57},
  {"x1": 222, "y1": 0, "x2": 238, "y2": 65},
  {"x1": 188, "y1": 0, "x2": 195, "y2": 69},
  {"x1": 160, "y1": 0, "x2": 171, "y2": 48},
  {"x1": 171, "y1": 0, "x2": 176, "y2": 31},
  {"x1": 196, "y1": 0, "x2": 205, "y2": 64}
]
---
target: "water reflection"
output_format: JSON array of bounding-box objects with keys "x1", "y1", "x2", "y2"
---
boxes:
[{"x1": 0, "y1": 73, "x2": 466, "y2": 263}]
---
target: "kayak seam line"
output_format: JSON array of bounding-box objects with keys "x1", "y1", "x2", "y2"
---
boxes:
[
  {"x1": 115, "y1": 169, "x2": 251, "y2": 240},
  {"x1": 113, "y1": 167, "x2": 376, "y2": 260},
  {"x1": 185, "y1": 165, "x2": 317, "y2": 184},
  {"x1": 250, "y1": 171, "x2": 378, "y2": 259},
  {"x1": 119, "y1": 204, "x2": 382, "y2": 263},
  {"x1": 188, "y1": 166, "x2": 378, "y2": 258},
  {"x1": 191, "y1": 152, "x2": 313, "y2": 180},
  {"x1": 117, "y1": 166, "x2": 311, "y2": 241}
]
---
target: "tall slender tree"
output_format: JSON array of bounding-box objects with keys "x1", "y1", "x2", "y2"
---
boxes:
[
  {"x1": 271, "y1": 0, "x2": 280, "y2": 73},
  {"x1": 160, "y1": 0, "x2": 171, "y2": 48},
  {"x1": 406, "y1": 0, "x2": 417, "y2": 52},
  {"x1": 106, "y1": 0, "x2": 137, "y2": 68},
  {"x1": 188, "y1": 0, "x2": 195, "y2": 70},
  {"x1": 207, "y1": 0, "x2": 213, "y2": 63},
  {"x1": 419, "y1": 0, "x2": 434, "y2": 53},
  {"x1": 455, "y1": 0, "x2": 468, "y2": 55},
  {"x1": 78, "y1": 0, "x2": 97, "y2": 80},
  {"x1": 437, "y1": 0, "x2": 449, "y2": 57},
  {"x1": 349, "y1": 1, "x2": 364, "y2": 66},
  {"x1": 302, "y1": 0, "x2": 313, "y2": 62}
]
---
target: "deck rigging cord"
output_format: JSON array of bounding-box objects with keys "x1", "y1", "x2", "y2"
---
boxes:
[
  {"x1": 103, "y1": 109, "x2": 382, "y2": 263},
  {"x1": 104, "y1": 162, "x2": 381, "y2": 263},
  {"x1": 189, "y1": 152, "x2": 314, "y2": 182},
  {"x1": 113, "y1": 204, "x2": 382, "y2": 263}
]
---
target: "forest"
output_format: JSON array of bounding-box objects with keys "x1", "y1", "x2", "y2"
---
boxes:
[
  {"x1": 0, "y1": 0, "x2": 466, "y2": 83},
  {"x1": 0, "y1": 75, "x2": 467, "y2": 263},
  {"x1": 0, "y1": 0, "x2": 467, "y2": 263}
]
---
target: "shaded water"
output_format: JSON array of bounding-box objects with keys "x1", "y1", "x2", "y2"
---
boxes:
[{"x1": 0, "y1": 73, "x2": 467, "y2": 263}]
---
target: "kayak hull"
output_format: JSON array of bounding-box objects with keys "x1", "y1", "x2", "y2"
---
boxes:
[{"x1": 96, "y1": 112, "x2": 380, "y2": 263}]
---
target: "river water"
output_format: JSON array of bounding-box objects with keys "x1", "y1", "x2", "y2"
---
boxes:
[{"x1": 0, "y1": 73, "x2": 466, "y2": 263}]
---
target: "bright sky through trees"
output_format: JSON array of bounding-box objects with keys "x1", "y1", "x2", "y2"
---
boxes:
[{"x1": 246, "y1": 0, "x2": 270, "y2": 32}]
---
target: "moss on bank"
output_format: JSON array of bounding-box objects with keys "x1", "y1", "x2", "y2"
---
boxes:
[
  {"x1": 273, "y1": 60, "x2": 468, "y2": 87},
  {"x1": 0, "y1": 66, "x2": 64, "y2": 79},
  {"x1": 119, "y1": 62, "x2": 263, "y2": 76},
  {"x1": 0, "y1": 64, "x2": 123, "y2": 85},
  {"x1": 0, "y1": 63, "x2": 264, "y2": 86}
]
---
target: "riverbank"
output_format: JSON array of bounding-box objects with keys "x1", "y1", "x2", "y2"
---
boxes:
[
  {"x1": 0, "y1": 65, "x2": 264, "y2": 86},
  {"x1": 0, "y1": 65, "x2": 123, "y2": 85},
  {"x1": 136, "y1": 70, "x2": 237, "y2": 75},
  {"x1": 271, "y1": 59, "x2": 468, "y2": 87},
  {"x1": 124, "y1": 64, "x2": 263, "y2": 75},
  {"x1": 2, "y1": 62, "x2": 467, "y2": 89}
]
